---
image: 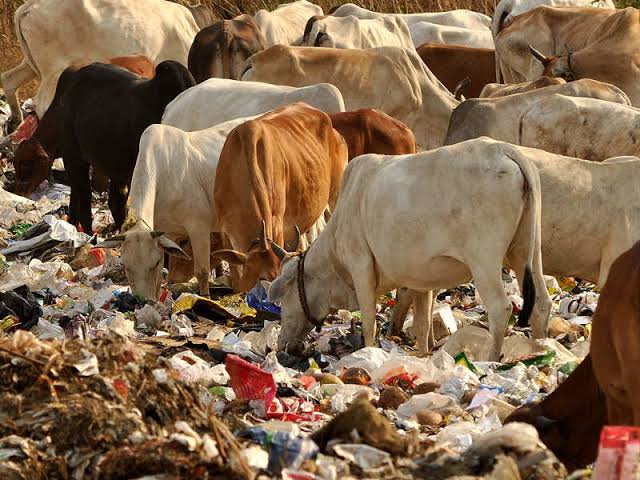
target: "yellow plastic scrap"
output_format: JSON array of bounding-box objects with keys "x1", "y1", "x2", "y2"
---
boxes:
[{"x1": 239, "y1": 302, "x2": 257, "y2": 318}]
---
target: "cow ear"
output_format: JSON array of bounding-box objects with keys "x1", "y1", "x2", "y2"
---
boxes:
[
  {"x1": 211, "y1": 249, "x2": 247, "y2": 265},
  {"x1": 268, "y1": 258, "x2": 298, "y2": 302},
  {"x1": 157, "y1": 236, "x2": 191, "y2": 260}
]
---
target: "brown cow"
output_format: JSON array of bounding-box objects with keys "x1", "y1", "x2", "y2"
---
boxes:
[
  {"x1": 11, "y1": 55, "x2": 155, "y2": 197},
  {"x1": 479, "y1": 76, "x2": 566, "y2": 98},
  {"x1": 505, "y1": 354, "x2": 606, "y2": 471},
  {"x1": 211, "y1": 102, "x2": 348, "y2": 293},
  {"x1": 329, "y1": 109, "x2": 416, "y2": 160},
  {"x1": 188, "y1": 15, "x2": 266, "y2": 82},
  {"x1": 591, "y1": 241, "x2": 640, "y2": 425},
  {"x1": 416, "y1": 43, "x2": 495, "y2": 99}
]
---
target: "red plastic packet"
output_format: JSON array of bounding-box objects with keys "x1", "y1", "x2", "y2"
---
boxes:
[
  {"x1": 225, "y1": 354, "x2": 277, "y2": 409},
  {"x1": 11, "y1": 114, "x2": 38, "y2": 144},
  {"x1": 593, "y1": 426, "x2": 640, "y2": 479},
  {"x1": 89, "y1": 248, "x2": 105, "y2": 265}
]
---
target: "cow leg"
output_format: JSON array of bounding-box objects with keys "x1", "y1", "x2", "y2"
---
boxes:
[
  {"x1": 351, "y1": 262, "x2": 377, "y2": 347},
  {"x1": 222, "y1": 234, "x2": 242, "y2": 289},
  {"x1": 1, "y1": 59, "x2": 36, "y2": 132},
  {"x1": 108, "y1": 180, "x2": 128, "y2": 230},
  {"x1": 187, "y1": 228, "x2": 212, "y2": 298},
  {"x1": 66, "y1": 158, "x2": 92, "y2": 234},
  {"x1": 413, "y1": 290, "x2": 434, "y2": 354},
  {"x1": 211, "y1": 233, "x2": 224, "y2": 278},
  {"x1": 472, "y1": 266, "x2": 512, "y2": 361},
  {"x1": 389, "y1": 288, "x2": 414, "y2": 337}
]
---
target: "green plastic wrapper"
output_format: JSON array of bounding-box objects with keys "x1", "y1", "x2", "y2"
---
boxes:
[
  {"x1": 497, "y1": 350, "x2": 556, "y2": 371},
  {"x1": 454, "y1": 351, "x2": 485, "y2": 377}
]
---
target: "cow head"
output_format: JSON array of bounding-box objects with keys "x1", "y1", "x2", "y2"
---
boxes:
[
  {"x1": 528, "y1": 45, "x2": 577, "y2": 82},
  {"x1": 10, "y1": 138, "x2": 52, "y2": 197},
  {"x1": 212, "y1": 221, "x2": 301, "y2": 293},
  {"x1": 302, "y1": 15, "x2": 326, "y2": 45},
  {"x1": 153, "y1": 60, "x2": 196, "y2": 105},
  {"x1": 98, "y1": 230, "x2": 190, "y2": 300}
]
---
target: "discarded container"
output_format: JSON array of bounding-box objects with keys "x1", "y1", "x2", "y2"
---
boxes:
[{"x1": 226, "y1": 354, "x2": 277, "y2": 411}]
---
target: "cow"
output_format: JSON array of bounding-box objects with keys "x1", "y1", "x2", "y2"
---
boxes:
[
  {"x1": 186, "y1": 3, "x2": 217, "y2": 30},
  {"x1": 211, "y1": 103, "x2": 348, "y2": 293},
  {"x1": 505, "y1": 354, "x2": 606, "y2": 471},
  {"x1": 97, "y1": 115, "x2": 255, "y2": 300},
  {"x1": 302, "y1": 15, "x2": 414, "y2": 49},
  {"x1": 329, "y1": 109, "x2": 416, "y2": 160},
  {"x1": 479, "y1": 76, "x2": 565, "y2": 98},
  {"x1": 494, "y1": 7, "x2": 640, "y2": 105},
  {"x1": 409, "y1": 22, "x2": 494, "y2": 49},
  {"x1": 445, "y1": 79, "x2": 631, "y2": 146},
  {"x1": 0, "y1": 0, "x2": 200, "y2": 132},
  {"x1": 162, "y1": 78, "x2": 345, "y2": 131},
  {"x1": 188, "y1": 15, "x2": 266, "y2": 82},
  {"x1": 517, "y1": 95, "x2": 640, "y2": 161},
  {"x1": 60, "y1": 61, "x2": 195, "y2": 234},
  {"x1": 330, "y1": 3, "x2": 491, "y2": 31},
  {"x1": 416, "y1": 44, "x2": 495, "y2": 99},
  {"x1": 268, "y1": 137, "x2": 551, "y2": 361},
  {"x1": 491, "y1": 0, "x2": 614, "y2": 40},
  {"x1": 254, "y1": 0, "x2": 323, "y2": 47},
  {"x1": 241, "y1": 45, "x2": 459, "y2": 149},
  {"x1": 10, "y1": 55, "x2": 156, "y2": 198},
  {"x1": 591, "y1": 241, "x2": 640, "y2": 426}
]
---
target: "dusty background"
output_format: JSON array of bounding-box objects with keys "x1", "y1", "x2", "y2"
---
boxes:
[{"x1": 0, "y1": 0, "x2": 496, "y2": 101}]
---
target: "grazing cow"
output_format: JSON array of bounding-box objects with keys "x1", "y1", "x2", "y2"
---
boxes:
[
  {"x1": 268, "y1": 137, "x2": 550, "y2": 360},
  {"x1": 162, "y1": 78, "x2": 345, "y2": 131},
  {"x1": 409, "y1": 22, "x2": 494, "y2": 49},
  {"x1": 188, "y1": 15, "x2": 266, "y2": 82},
  {"x1": 517, "y1": 95, "x2": 640, "y2": 161},
  {"x1": 242, "y1": 46, "x2": 459, "y2": 149},
  {"x1": 505, "y1": 354, "x2": 606, "y2": 471},
  {"x1": 10, "y1": 55, "x2": 156, "y2": 197},
  {"x1": 329, "y1": 109, "x2": 416, "y2": 160},
  {"x1": 330, "y1": 3, "x2": 491, "y2": 31},
  {"x1": 445, "y1": 79, "x2": 631, "y2": 146},
  {"x1": 591, "y1": 242, "x2": 640, "y2": 426},
  {"x1": 0, "y1": 0, "x2": 200, "y2": 131},
  {"x1": 417, "y1": 44, "x2": 495, "y2": 99},
  {"x1": 98, "y1": 115, "x2": 254, "y2": 299},
  {"x1": 61, "y1": 61, "x2": 195, "y2": 234},
  {"x1": 254, "y1": 0, "x2": 323, "y2": 47},
  {"x1": 492, "y1": 0, "x2": 613, "y2": 40},
  {"x1": 212, "y1": 103, "x2": 348, "y2": 293},
  {"x1": 480, "y1": 76, "x2": 565, "y2": 97},
  {"x1": 186, "y1": 3, "x2": 217, "y2": 29},
  {"x1": 495, "y1": 7, "x2": 640, "y2": 105},
  {"x1": 302, "y1": 15, "x2": 413, "y2": 49}
]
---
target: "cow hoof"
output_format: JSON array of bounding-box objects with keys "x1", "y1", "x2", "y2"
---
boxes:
[{"x1": 6, "y1": 116, "x2": 21, "y2": 134}]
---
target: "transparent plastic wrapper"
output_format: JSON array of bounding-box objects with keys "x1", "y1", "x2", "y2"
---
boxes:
[
  {"x1": 134, "y1": 304, "x2": 162, "y2": 329},
  {"x1": 467, "y1": 388, "x2": 516, "y2": 422},
  {"x1": 244, "y1": 321, "x2": 280, "y2": 357},
  {"x1": 262, "y1": 351, "x2": 296, "y2": 386},
  {"x1": 435, "y1": 413, "x2": 502, "y2": 453},
  {"x1": 397, "y1": 392, "x2": 460, "y2": 419},
  {"x1": 97, "y1": 311, "x2": 135, "y2": 336},
  {"x1": 33, "y1": 318, "x2": 64, "y2": 340},
  {"x1": 222, "y1": 331, "x2": 262, "y2": 362},
  {"x1": 482, "y1": 363, "x2": 541, "y2": 404},
  {"x1": 571, "y1": 339, "x2": 590, "y2": 358},
  {"x1": 332, "y1": 444, "x2": 392, "y2": 470},
  {"x1": 442, "y1": 326, "x2": 493, "y2": 361},
  {"x1": 206, "y1": 326, "x2": 227, "y2": 342},
  {"x1": 167, "y1": 313, "x2": 194, "y2": 337},
  {"x1": 333, "y1": 347, "x2": 390, "y2": 374},
  {"x1": 372, "y1": 352, "x2": 443, "y2": 385},
  {"x1": 316, "y1": 384, "x2": 375, "y2": 413},
  {"x1": 0, "y1": 215, "x2": 90, "y2": 256},
  {"x1": 537, "y1": 338, "x2": 579, "y2": 366},
  {"x1": 501, "y1": 335, "x2": 545, "y2": 363},
  {"x1": 169, "y1": 350, "x2": 229, "y2": 385}
]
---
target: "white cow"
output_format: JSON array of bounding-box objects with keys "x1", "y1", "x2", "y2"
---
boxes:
[
  {"x1": 491, "y1": 0, "x2": 614, "y2": 40},
  {"x1": 254, "y1": 0, "x2": 323, "y2": 46},
  {"x1": 268, "y1": 137, "x2": 550, "y2": 361},
  {"x1": 445, "y1": 79, "x2": 631, "y2": 146},
  {"x1": 162, "y1": 78, "x2": 345, "y2": 131},
  {"x1": 99, "y1": 116, "x2": 255, "y2": 300},
  {"x1": 303, "y1": 15, "x2": 414, "y2": 49},
  {"x1": 1, "y1": 0, "x2": 200, "y2": 129},
  {"x1": 242, "y1": 46, "x2": 459, "y2": 149},
  {"x1": 518, "y1": 95, "x2": 640, "y2": 161},
  {"x1": 331, "y1": 3, "x2": 491, "y2": 30},
  {"x1": 410, "y1": 22, "x2": 494, "y2": 48}
]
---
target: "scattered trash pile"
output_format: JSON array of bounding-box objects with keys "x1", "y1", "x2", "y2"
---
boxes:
[{"x1": 0, "y1": 99, "x2": 597, "y2": 479}]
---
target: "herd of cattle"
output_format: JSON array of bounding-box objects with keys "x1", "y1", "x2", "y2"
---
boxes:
[{"x1": 3, "y1": 0, "x2": 640, "y2": 469}]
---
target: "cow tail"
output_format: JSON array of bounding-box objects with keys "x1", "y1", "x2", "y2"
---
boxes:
[
  {"x1": 14, "y1": 4, "x2": 40, "y2": 77},
  {"x1": 221, "y1": 20, "x2": 232, "y2": 79},
  {"x1": 505, "y1": 148, "x2": 542, "y2": 328}
]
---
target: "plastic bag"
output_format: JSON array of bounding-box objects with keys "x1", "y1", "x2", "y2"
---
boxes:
[
  {"x1": 397, "y1": 392, "x2": 459, "y2": 419},
  {"x1": 333, "y1": 347, "x2": 390, "y2": 374}
]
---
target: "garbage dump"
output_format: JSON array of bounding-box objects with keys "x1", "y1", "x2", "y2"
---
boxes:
[{"x1": 0, "y1": 95, "x2": 603, "y2": 479}]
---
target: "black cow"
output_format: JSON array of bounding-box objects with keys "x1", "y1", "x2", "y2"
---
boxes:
[{"x1": 60, "y1": 60, "x2": 195, "y2": 233}]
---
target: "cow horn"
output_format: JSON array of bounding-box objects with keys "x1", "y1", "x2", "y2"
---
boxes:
[
  {"x1": 150, "y1": 230, "x2": 165, "y2": 239},
  {"x1": 259, "y1": 220, "x2": 269, "y2": 251},
  {"x1": 534, "y1": 415, "x2": 559, "y2": 432},
  {"x1": 453, "y1": 77, "x2": 471, "y2": 101},
  {"x1": 528, "y1": 45, "x2": 550, "y2": 67},
  {"x1": 270, "y1": 240, "x2": 289, "y2": 261},
  {"x1": 285, "y1": 225, "x2": 302, "y2": 252},
  {"x1": 106, "y1": 233, "x2": 126, "y2": 242}
]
